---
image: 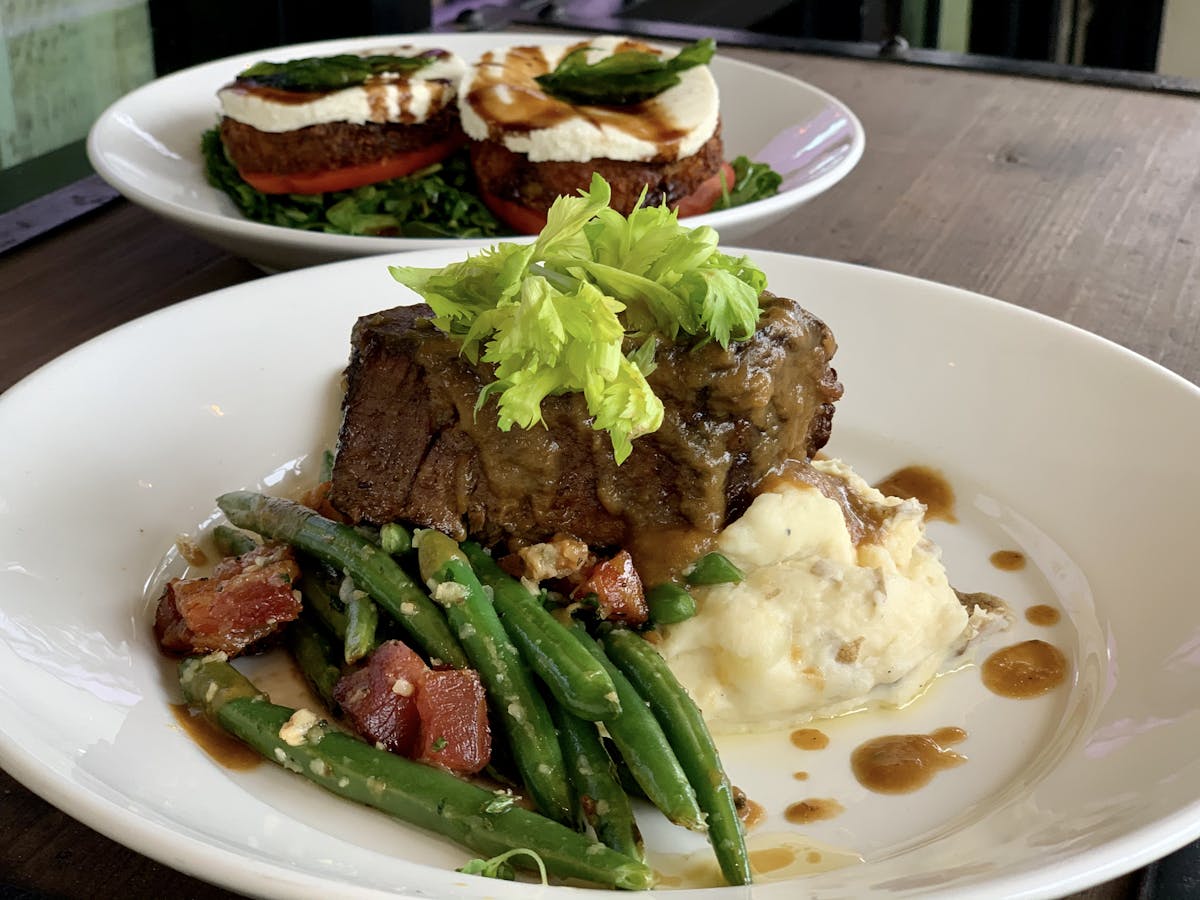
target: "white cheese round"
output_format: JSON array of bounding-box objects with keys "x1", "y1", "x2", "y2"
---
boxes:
[
  {"x1": 657, "y1": 459, "x2": 997, "y2": 734},
  {"x1": 459, "y1": 36, "x2": 719, "y2": 163},
  {"x1": 218, "y1": 48, "x2": 466, "y2": 133}
]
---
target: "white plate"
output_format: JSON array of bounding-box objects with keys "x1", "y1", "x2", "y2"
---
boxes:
[
  {"x1": 3, "y1": 249, "x2": 1200, "y2": 899},
  {"x1": 86, "y1": 32, "x2": 864, "y2": 271}
]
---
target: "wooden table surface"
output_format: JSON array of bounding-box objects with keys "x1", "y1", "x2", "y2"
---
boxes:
[{"x1": 3, "y1": 40, "x2": 1198, "y2": 899}]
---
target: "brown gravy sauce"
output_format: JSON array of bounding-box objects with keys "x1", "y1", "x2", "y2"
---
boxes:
[
  {"x1": 981, "y1": 640, "x2": 1067, "y2": 697},
  {"x1": 873, "y1": 465, "x2": 957, "y2": 523},
  {"x1": 625, "y1": 526, "x2": 717, "y2": 589},
  {"x1": 738, "y1": 797, "x2": 767, "y2": 830},
  {"x1": 466, "y1": 43, "x2": 692, "y2": 159},
  {"x1": 792, "y1": 771, "x2": 809, "y2": 781},
  {"x1": 1025, "y1": 604, "x2": 1061, "y2": 626},
  {"x1": 763, "y1": 460, "x2": 891, "y2": 545},
  {"x1": 789, "y1": 727, "x2": 830, "y2": 751},
  {"x1": 851, "y1": 727, "x2": 967, "y2": 794},
  {"x1": 784, "y1": 798, "x2": 844, "y2": 824},
  {"x1": 170, "y1": 703, "x2": 261, "y2": 771},
  {"x1": 990, "y1": 549, "x2": 1027, "y2": 571}
]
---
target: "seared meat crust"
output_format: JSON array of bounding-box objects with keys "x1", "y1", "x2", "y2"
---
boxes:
[
  {"x1": 219, "y1": 105, "x2": 464, "y2": 175},
  {"x1": 469, "y1": 129, "x2": 725, "y2": 215},
  {"x1": 329, "y1": 294, "x2": 841, "y2": 559}
]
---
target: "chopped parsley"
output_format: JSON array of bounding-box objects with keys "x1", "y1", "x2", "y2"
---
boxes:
[{"x1": 431, "y1": 736, "x2": 448, "y2": 752}]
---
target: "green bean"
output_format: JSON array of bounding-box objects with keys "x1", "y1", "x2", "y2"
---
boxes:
[
  {"x1": 417, "y1": 530, "x2": 573, "y2": 826},
  {"x1": 211, "y1": 524, "x2": 259, "y2": 557},
  {"x1": 216, "y1": 491, "x2": 465, "y2": 668},
  {"x1": 286, "y1": 615, "x2": 342, "y2": 708},
  {"x1": 297, "y1": 572, "x2": 348, "y2": 640},
  {"x1": 563, "y1": 621, "x2": 703, "y2": 831},
  {"x1": 380, "y1": 522, "x2": 412, "y2": 556},
  {"x1": 550, "y1": 703, "x2": 643, "y2": 861},
  {"x1": 338, "y1": 574, "x2": 379, "y2": 665},
  {"x1": 602, "y1": 628, "x2": 751, "y2": 886},
  {"x1": 645, "y1": 583, "x2": 697, "y2": 625},
  {"x1": 462, "y1": 542, "x2": 619, "y2": 722},
  {"x1": 685, "y1": 552, "x2": 745, "y2": 586},
  {"x1": 178, "y1": 655, "x2": 654, "y2": 890}
]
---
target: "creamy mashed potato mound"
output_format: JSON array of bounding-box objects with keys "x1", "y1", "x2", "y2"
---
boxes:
[{"x1": 658, "y1": 459, "x2": 996, "y2": 733}]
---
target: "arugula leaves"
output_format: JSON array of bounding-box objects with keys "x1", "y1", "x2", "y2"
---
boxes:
[
  {"x1": 535, "y1": 38, "x2": 715, "y2": 106},
  {"x1": 713, "y1": 155, "x2": 784, "y2": 210},
  {"x1": 389, "y1": 174, "x2": 767, "y2": 464},
  {"x1": 200, "y1": 128, "x2": 509, "y2": 238},
  {"x1": 237, "y1": 53, "x2": 434, "y2": 92}
]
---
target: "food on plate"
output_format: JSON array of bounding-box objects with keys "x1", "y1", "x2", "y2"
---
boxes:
[
  {"x1": 657, "y1": 459, "x2": 1009, "y2": 733},
  {"x1": 160, "y1": 176, "x2": 1014, "y2": 890},
  {"x1": 201, "y1": 38, "x2": 781, "y2": 237},
  {"x1": 461, "y1": 36, "x2": 751, "y2": 232},
  {"x1": 203, "y1": 46, "x2": 503, "y2": 238},
  {"x1": 216, "y1": 48, "x2": 468, "y2": 194}
]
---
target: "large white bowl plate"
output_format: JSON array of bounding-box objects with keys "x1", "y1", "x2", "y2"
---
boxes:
[{"x1": 1, "y1": 250, "x2": 1199, "y2": 898}]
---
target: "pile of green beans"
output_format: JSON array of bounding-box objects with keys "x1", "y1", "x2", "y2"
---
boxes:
[{"x1": 191, "y1": 490, "x2": 751, "y2": 889}]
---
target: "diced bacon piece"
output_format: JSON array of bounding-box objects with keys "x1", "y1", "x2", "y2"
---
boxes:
[
  {"x1": 333, "y1": 640, "x2": 428, "y2": 755},
  {"x1": 572, "y1": 550, "x2": 649, "y2": 626},
  {"x1": 297, "y1": 480, "x2": 348, "y2": 523},
  {"x1": 416, "y1": 669, "x2": 491, "y2": 775},
  {"x1": 154, "y1": 542, "x2": 302, "y2": 656}
]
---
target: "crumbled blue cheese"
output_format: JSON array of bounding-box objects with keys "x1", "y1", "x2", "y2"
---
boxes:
[{"x1": 278, "y1": 708, "x2": 321, "y2": 747}]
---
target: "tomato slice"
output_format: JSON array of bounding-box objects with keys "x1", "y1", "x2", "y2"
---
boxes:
[
  {"x1": 481, "y1": 160, "x2": 738, "y2": 234},
  {"x1": 672, "y1": 162, "x2": 736, "y2": 218},
  {"x1": 478, "y1": 189, "x2": 550, "y2": 235},
  {"x1": 237, "y1": 136, "x2": 465, "y2": 194}
]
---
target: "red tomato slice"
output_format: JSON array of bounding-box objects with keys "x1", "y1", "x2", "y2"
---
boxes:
[
  {"x1": 481, "y1": 161, "x2": 737, "y2": 234},
  {"x1": 672, "y1": 162, "x2": 736, "y2": 218},
  {"x1": 479, "y1": 189, "x2": 550, "y2": 235},
  {"x1": 238, "y1": 136, "x2": 465, "y2": 194}
]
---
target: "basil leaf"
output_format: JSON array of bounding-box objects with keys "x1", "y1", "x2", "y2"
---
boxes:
[
  {"x1": 237, "y1": 53, "x2": 434, "y2": 92},
  {"x1": 200, "y1": 128, "x2": 511, "y2": 238},
  {"x1": 711, "y1": 155, "x2": 784, "y2": 210},
  {"x1": 535, "y1": 38, "x2": 715, "y2": 106}
]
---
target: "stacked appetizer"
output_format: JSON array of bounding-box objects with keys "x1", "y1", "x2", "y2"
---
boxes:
[
  {"x1": 202, "y1": 37, "x2": 782, "y2": 237},
  {"x1": 217, "y1": 47, "x2": 468, "y2": 194},
  {"x1": 460, "y1": 36, "x2": 732, "y2": 232}
]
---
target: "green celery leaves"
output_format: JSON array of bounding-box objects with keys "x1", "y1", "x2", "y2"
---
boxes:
[
  {"x1": 389, "y1": 174, "x2": 766, "y2": 464},
  {"x1": 535, "y1": 38, "x2": 715, "y2": 106}
]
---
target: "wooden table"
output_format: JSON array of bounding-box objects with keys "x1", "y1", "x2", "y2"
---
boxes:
[{"x1": 2, "y1": 41, "x2": 1198, "y2": 899}]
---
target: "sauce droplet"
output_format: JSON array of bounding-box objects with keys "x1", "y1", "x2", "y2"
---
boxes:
[
  {"x1": 1025, "y1": 604, "x2": 1061, "y2": 626},
  {"x1": 990, "y1": 549, "x2": 1027, "y2": 571},
  {"x1": 785, "y1": 798, "x2": 844, "y2": 824},
  {"x1": 793, "y1": 771, "x2": 809, "y2": 781},
  {"x1": 874, "y1": 465, "x2": 957, "y2": 522},
  {"x1": 750, "y1": 847, "x2": 795, "y2": 874},
  {"x1": 170, "y1": 703, "x2": 261, "y2": 771},
  {"x1": 790, "y1": 728, "x2": 829, "y2": 750},
  {"x1": 981, "y1": 640, "x2": 1067, "y2": 697},
  {"x1": 850, "y1": 727, "x2": 967, "y2": 794}
]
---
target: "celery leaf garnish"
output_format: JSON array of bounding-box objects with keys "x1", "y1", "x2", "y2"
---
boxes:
[{"x1": 389, "y1": 173, "x2": 766, "y2": 464}]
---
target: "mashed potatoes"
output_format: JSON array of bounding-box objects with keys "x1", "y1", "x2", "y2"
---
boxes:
[{"x1": 657, "y1": 459, "x2": 1003, "y2": 733}]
